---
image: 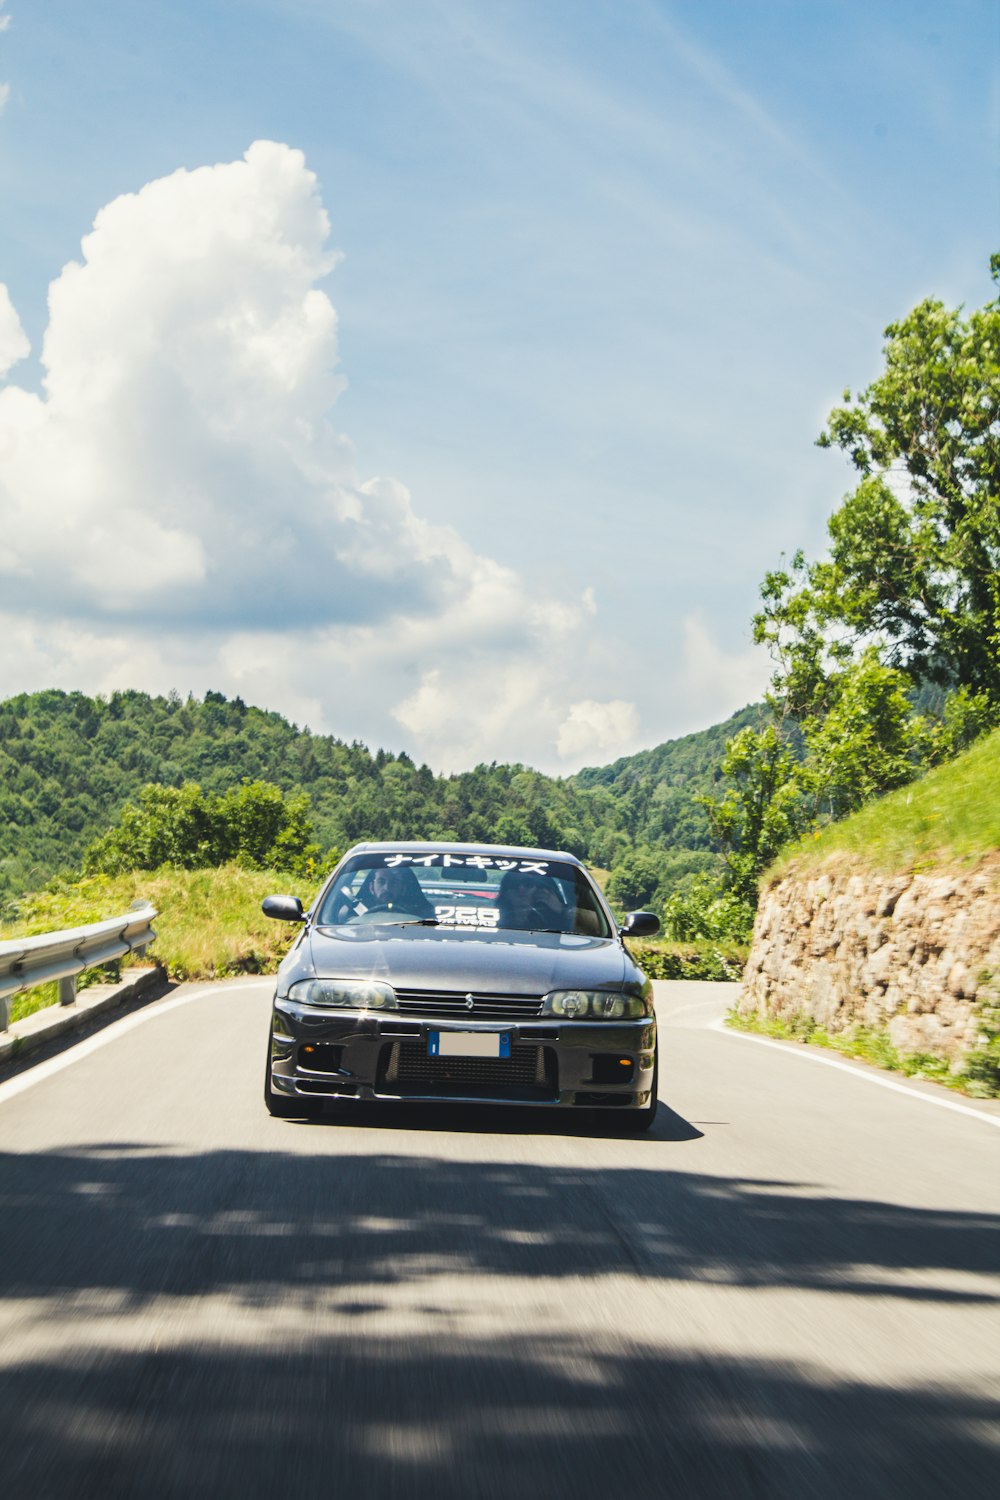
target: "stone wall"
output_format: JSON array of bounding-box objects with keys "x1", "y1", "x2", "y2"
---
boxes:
[{"x1": 739, "y1": 859, "x2": 1000, "y2": 1065}]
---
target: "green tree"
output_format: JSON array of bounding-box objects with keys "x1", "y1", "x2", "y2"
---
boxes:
[
  {"x1": 661, "y1": 875, "x2": 754, "y2": 943},
  {"x1": 605, "y1": 847, "x2": 665, "y2": 911},
  {"x1": 706, "y1": 255, "x2": 1000, "y2": 902},
  {"x1": 756, "y1": 255, "x2": 1000, "y2": 724},
  {"x1": 801, "y1": 650, "x2": 928, "y2": 818},
  {"x1": 83, "y1": 780, "x2": 322, "y2": 877},
  {"x1": 700, "y1": 725, "x2": 805, "y2": 904}
]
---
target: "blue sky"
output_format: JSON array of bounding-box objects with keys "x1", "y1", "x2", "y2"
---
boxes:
[{"x1": 0, "y1": 0, "x2": 997, "y2": 770}]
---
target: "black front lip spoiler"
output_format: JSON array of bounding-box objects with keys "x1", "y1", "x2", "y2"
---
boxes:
[{"x1": 270, "y1": 1005, "x2": 656, "y2": 1109}]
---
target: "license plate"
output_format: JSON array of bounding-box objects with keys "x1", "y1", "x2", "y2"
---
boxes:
[{"x1": 428, "y1": 1031, "x2": 512, "y2": 1058}]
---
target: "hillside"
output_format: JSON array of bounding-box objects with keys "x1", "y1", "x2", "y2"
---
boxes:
[
  {"x1": 575, "y1": 703, "x2": 762, "y2": 848},
  {"x1": 739, "y1": 728, "x2": 1000, "y2": 1096},
  {"x1": 768, "y1": 725, "x2": 1000, "y2": 881},
  {"x1": 0, "y1": 688, "x2": 758, "y2": 909}
]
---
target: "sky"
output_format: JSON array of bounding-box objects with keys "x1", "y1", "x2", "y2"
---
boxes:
[{"x1": 0, "y1": 0, "x2": 997, "y2": 773}]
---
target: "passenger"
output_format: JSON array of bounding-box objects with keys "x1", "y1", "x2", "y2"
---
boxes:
[{"x1": 497, "y1": 870, "x2": 568, "y2": 931}]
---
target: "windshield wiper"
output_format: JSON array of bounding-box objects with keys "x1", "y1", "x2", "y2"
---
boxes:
[{"x1": 382, "y1": 917, "x2": 442, "y2": 927}]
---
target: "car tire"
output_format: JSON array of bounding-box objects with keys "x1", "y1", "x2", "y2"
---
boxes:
[{"x1": 264, "y1": 1027, "x2": 318, "y2": 1119}]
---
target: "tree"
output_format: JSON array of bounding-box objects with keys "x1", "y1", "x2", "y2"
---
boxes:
[
  {"x1": 83, "y1": 780, "x2": 322, "y2": 877},
  {"x1": 605, "y1": 848, "x2": 664, "y2": 911},
  {"x1": 700, "y1": 725, "x2": 805, "y2": 905},
  {"x1": 661, "y1": 875, "x2": 754, "y2": 943},
  {"x1": 756, "y1": 255, "x2": 1000, "y2": 728},
  {"x1": 801, "y1": 649, "x2": 927, "y2": 818}
]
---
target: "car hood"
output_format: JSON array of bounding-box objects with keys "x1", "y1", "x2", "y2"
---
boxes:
[{"x1": 294, "y1": 924, "x2": 629, "y2": 995}]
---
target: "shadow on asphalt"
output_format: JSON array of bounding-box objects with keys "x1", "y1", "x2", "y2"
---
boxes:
[
  {"x1": 290, "y1": 1097, "x2": 705, "y2": 1142},
  {"x1": 1, "y1": 1141, "x2": 998, "y2": 1497}
]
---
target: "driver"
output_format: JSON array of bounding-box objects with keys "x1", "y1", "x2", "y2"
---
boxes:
[
  {"x1": 357, "y1": 864, "x2": 434, "y2": 917},
  {"x1": 497, "y1": 870, "x2": 567, "y2": 931}
]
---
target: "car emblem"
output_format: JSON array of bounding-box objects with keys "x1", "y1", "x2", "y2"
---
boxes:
[{"x1": 465, "y1": 994, "x2": 475, "y2": 1010}]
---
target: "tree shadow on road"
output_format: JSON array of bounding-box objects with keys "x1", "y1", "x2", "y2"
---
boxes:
[
  {"x1": 2, "y1": 1321, "x2": 996, "y2": 1500},
  {"x1": 1, "y1": 1142, "x2": 998, "y2": 1498},
  {"x1": 2, "y1": 1143, "x2": 997, "y2": 1307}
]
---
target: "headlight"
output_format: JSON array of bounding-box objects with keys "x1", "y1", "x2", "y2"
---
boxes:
[
  {"x1": 287, "y1": 979, "x2": 398, "y2": 1009},
  {"x1": 541, "y1": 990, "x2": 646, "y2": 1020}
]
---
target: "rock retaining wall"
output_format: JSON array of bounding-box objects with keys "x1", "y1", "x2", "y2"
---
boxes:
[{"x1": 739, "y1": 860, "x2": 1000, "y2": 1066}]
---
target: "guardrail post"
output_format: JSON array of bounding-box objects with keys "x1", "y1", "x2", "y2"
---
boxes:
[
  {"x1": 1, "y1": 996, "x2": 8, "y2": 1033},
  {"x1": 59, "y1": 976, "x2": 77, "y2": 1007}
]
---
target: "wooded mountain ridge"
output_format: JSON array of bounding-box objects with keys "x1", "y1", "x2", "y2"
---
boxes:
[{"x1": 0, "y1": 687, "x2": 756, "y2": 910}]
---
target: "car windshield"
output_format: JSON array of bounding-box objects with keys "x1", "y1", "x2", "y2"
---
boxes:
[{"x1": 315, "y1": 852, "x2": 613, "y2": 938}]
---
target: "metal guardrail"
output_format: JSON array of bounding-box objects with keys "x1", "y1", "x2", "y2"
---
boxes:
[{"x1": 0, "y1": 902, "x2": 157, "y2": 1032}]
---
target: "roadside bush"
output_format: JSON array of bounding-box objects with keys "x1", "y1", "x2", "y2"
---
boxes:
[
  {"x1": 630, "y1": 939, "x2": 748, "y2": 983},
  {"x1": 661, "y1": 875, "x2": 755, "y2": 944}
]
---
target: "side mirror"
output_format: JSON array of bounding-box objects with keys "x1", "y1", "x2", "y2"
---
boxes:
[
  {"x1": 620, "y1": 910, "x2": 660, "y2": 938},
  {"x1": 262, "y1": 894, "x2": 306, "y2": 923}
]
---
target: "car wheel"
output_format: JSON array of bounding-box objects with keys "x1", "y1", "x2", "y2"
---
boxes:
[{"x1": 264, "y1": 1027, "x2": 318, "y2": 1119}]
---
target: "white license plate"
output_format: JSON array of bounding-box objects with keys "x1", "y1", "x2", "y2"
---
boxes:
[{"x1": 428, "y1": 1031, "x2": 511, "y2": 1058}]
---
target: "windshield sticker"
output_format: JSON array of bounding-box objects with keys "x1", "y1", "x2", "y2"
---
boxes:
[
  {"x1": 383, "y1": 853, "x2": 551, "y2": 874},
  {"x1": 433, "y1": 905, "x2": 500, "y2": 928}
]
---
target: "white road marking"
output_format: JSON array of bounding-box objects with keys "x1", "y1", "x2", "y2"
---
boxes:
[
  {"x1": 713, "y1": 1019, "x2": 1000, "y2": 1131},
  {"x1": 0, "y1": 980, "x2": 269, "y2": 1106}
]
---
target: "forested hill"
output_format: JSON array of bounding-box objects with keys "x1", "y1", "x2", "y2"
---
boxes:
[
  {"x1": 0, "y1": 688, "x2": 757, "y2": 907},
  {"x1": 574, "y1": 704, "x2": 761, "y2": 846}
]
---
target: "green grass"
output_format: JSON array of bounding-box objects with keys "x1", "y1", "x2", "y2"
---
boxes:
[
  {"x1": 725, "y1": 1005, "x2": 1000, "y2": 1099},
  {"x1": 768, "y1": 726, "x2": 1000, "y2": 882},
  {"x1": 3, "y1": 865, "x2": 321, "y2": 1026}
]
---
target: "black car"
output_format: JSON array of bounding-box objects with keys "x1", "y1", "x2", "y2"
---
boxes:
[{"x1": 261, "y1": 842, "x2": 661, "y2": 1129}]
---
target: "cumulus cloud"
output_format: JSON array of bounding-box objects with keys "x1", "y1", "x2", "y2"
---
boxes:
[
  {"x1": 676, "y1": 611, "x2": 771, "y2": 728},
  {"x1": 556, "y1": 699, "x2": 641, "y2": 762},
  {"x1": 0, "y1": 285, "x2": 28, "y2": 375},
  {"x1": 0, "y1": 142, "x2": 637, "y2": 771}
]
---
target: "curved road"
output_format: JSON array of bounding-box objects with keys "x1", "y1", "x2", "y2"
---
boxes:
[{"x1": 2, "y1": 979, "x2": 998, "y2": 1498}]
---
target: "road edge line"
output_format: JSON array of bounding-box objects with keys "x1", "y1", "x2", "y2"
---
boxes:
[
  {"x1": 711, "y1": 1018, "x2": 1000, "y2": 1130},
  {"x1": 0, "y1": 979, "x2": 271, "y2": 1107}
]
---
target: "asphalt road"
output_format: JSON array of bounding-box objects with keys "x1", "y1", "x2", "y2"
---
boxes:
[{"x1": 1, "y1": 978, "x2": 998, "y2": 1500}]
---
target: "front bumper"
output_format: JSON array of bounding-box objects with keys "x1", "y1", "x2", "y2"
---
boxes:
[{"x1": 269, "y1": 1000, "x2": 657, "y2": 1110}]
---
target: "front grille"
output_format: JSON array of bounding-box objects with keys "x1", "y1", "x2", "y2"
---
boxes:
[
  {"x1": 378, "y1": 1041, "x2": 557, "y2": 1101},
  {"x1": 394, "y1": 988, "x2": 544, "y2": 1022}
]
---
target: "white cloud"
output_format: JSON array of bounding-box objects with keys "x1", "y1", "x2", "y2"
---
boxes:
[
  {"x1": 0, "y1": 141, "x2": 636, "y2": 771},
  {"x1": 0, "y1": 84, "x2": 9, "y2": 114},
  {"x1": 0, "y1": 284, "x2": 28, "y2": 375},
  {"x1": 556, "y1": 699, "x2": 641, "y2": 763},
  {"x1": 676, "y1": 611, "x2": 771, "y2": 730}
]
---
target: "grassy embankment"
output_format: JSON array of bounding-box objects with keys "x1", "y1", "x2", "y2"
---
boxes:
[
  {"x1": 3, "y1": 866, "x2": 319, "y2": 1027},
  {"x1": 769, "y1": 726, "x2": 1000, "y2": 882},
  {"x1": 727, "y1": 728, "x2": 1000, "y2": 1097}
]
